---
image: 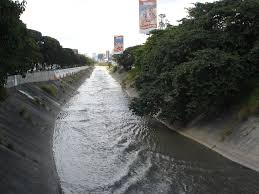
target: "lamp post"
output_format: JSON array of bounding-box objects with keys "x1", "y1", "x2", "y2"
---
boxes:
[{"x1": 159, "y1": 14, "x2": 166, "y2": 29}]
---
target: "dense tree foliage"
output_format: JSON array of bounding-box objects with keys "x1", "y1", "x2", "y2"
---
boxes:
[
  {"x1": 113, "y1": 45, "x2": 144, "y2": 70},
  {"x1": 0, "y1": 0, "x2": 27, "y2": 85},
  {"x1": 0, "y1": 0, "x2": 94, "y2": 86},
  {"x1": 125, "y1": 0, "x2": 259, "y2": 124}
]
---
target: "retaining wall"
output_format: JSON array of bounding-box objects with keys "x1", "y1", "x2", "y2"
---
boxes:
[{"x1": 6, "y1": 66, "x2": 89, "y2": 88}]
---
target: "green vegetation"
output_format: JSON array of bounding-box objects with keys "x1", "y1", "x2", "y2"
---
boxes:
[
  {"x1": 237, "y1": 82, "x2": 259, "y2": 121},
  {"x1": 19, "y1": 105, "x2": 33, "y2": 123},
  {"x1": 114, "y1": 0, "x2": 259, "y2": 125},
  {"x1": 122, "y1": 67, "x2": 140, "y2": 87},
  {"x1": 0, "y1": 0, "x2": 94, "y2": 87},
  {"x1": 70, "y1": 72, "x2": 84, "y2": 82},
  {"x1": 221, "y1": 127, "x2": 234, "y2": 141},
  {"x1": 33, "y1": 96, "x2": 47, "y2": 110},
  {"x1": 107, "y1": 63, "x2": 119, "y2": 73},
  {"x1": 60, "y1": 81, "x2": 67, "y2": 90},
  {"x1": 40, "y1": 84, "x2": 58, "y2": 97},
  {"x1": 58, "y1": 69, "x2": 90, "y2": 93},
  {"x1": 111, "y1": 66, "x2": 118, "y2": 73},
  {"x1": 33, "y1": 97, "x2": 42, "y2": 106},
  {"x1": 113, "y1": 45, "x2": 143, "y2": 71},
  {"x1": 98, "y1": 62, "x2": 109, "y2": 66}
]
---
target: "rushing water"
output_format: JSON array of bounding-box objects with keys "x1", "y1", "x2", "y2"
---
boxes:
[{"x1": 53, "y1": 67, "x2": 259, "y2": 194}]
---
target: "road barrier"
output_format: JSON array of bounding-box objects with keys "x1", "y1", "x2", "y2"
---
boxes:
[{"x1": 6, "y1": 66, "x2": 89, "y2": 88}]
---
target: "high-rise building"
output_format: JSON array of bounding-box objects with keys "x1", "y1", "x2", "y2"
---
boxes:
[
  {"x1": 106, "y1": 50, "x2": 110, "y2": 61},
  {"x1": 97, "y1": 53, "x2": 105, "y2": 61},
  {"x1": 92, "y1": 53, "x2": 97, "y2": 61}
]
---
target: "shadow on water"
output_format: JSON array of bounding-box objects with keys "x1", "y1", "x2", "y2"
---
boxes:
[{"x1": 53, "y1": 67, "x2": 259, "y2": 194}]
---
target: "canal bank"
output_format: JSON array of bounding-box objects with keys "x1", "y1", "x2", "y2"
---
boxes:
[
  {"x1": 0, "y1": 67, "x2": 93, "y2": 194},
  {"x1": 110, "y1": 69, "x2": 259, "y2": 173}
]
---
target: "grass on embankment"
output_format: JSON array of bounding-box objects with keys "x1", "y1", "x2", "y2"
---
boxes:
[
  {"x1": 220, "y1": 80, "x2": 259, "y2": 141},
  {"x1": 40, "y1": 84, "x2": 58, "y2": 97},
  {"x1": 108, "y1": 63, "x2": 141, "y2": 88},
  {"x1": 108, "y1": 65, "x2": 118, "y2": 73},
  {"x1": 121, "y1": 67, "x2": 140, "y2": 87},
  {"x1": 236, "y1": 80, "x2": 259, "y2": 121}
]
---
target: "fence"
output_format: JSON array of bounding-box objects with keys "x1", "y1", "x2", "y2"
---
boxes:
[{"x1": 6, "y1": 66, "x2": 89, "y2": 88}]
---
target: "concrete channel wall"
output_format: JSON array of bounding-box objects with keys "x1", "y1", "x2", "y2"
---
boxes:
[{"x1": 6, "y1": 66, "x2": 89, "y2": 88}]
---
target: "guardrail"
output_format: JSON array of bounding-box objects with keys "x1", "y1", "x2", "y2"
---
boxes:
[{"x1": 6, "y1": 66, "x2": 89, "y2": 88}]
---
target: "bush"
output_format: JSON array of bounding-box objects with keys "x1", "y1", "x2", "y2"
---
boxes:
[
  {"x1": 165, "y1": 49, "x2": 242, "y2": 121},
  {"x1": 40, "y1": 84, "x2": 58, "y2": 97}
]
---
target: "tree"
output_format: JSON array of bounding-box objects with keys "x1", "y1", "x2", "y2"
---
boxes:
[
  {"x1": 0, "y1": 0, "x2": 27, "y2": 85},
  {"x1": 41, "y1": 36, "x2": 63, "y2": 70},
  {"x1": 60, "y1": 48, "x2": 77, "y2": 68},
  {"x1": 129, "y1": 0, "x2": 259, "y2": 124},
  {"x1": 113, "y1": 45, "x2": 144, "y2": 70},
  {"x1": 0, "y1": 0, "x2": 97, "y2": 87}
]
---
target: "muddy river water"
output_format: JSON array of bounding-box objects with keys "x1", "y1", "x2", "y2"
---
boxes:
[{"x1": 53, "y1": 67, "x2": 259, "y2": 194}]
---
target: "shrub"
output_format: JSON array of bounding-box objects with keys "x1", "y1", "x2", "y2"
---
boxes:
[{"x1": 132, "y1": 49, "x2": 244, "y2": 122}]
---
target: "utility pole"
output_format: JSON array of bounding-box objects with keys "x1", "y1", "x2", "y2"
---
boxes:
[{"x1": 159, "y1": 14, "x2": 166, "y2": 30}]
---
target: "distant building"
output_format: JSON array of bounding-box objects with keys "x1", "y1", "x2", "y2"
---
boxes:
[
  {"x1": 92, "y1": 53, "x2": 97, "y2": 61},
  {"x1": 106, "y1": 50, "x2": 110, "y2": 60},
  {"x1": 97, "y1": 53, "x2": 105, "y2": 61}
]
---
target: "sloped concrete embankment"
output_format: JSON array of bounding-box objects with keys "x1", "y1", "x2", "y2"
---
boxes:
[
  {"x1": 0, "y1": 67, "x2": 94, "y2": 194},
  {"x1": 111, "y1": 70, "x2": 259, "y2": 173},
  {"x1": 110, "y1": 70, "x2": 139, "y2": 98},
  {"x1": 157, "y1": 114, "x2": 259, "y2": 173}
]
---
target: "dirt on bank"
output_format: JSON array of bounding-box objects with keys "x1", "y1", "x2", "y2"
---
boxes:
[
  {"x1": 0, "y1": 67, "x2": 94, "y2": 194},
  {"x1": 111, "y1": 70, "x2": 259, "y2": 173}
]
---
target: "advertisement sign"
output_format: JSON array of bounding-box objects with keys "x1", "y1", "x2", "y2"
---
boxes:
[
  {"x1": 139, "y1": 0, "x2": 157, "y2": 34},
  {"x1": 114, "y1": 35, "x2": 124, "y2": 54}
]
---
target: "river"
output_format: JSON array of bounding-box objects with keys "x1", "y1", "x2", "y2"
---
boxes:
[{"x1": 53, "y1": 66, "x2": 259, "y2": 194}]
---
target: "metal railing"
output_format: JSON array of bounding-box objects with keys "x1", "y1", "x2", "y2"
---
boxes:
[{"x1": 6, "y1": 66, "x2": 89, "y2": 88}]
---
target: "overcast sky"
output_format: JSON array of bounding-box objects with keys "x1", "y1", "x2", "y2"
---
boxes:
[{"x1": 21, "y1": 0, "x2": 216, "y2": 56}]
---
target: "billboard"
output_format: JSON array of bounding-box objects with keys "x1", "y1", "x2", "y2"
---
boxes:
[
  {"x1": 114, "y1": 35, "x2": 124, "y2": 54},
  {"x1": 139, "y1": 0, "x2": 157, "y2": 34}
]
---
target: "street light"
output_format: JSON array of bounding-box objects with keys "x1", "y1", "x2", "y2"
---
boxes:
[{"x1": 159, "y1": 14, "x2": 166, "y2": 29}]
